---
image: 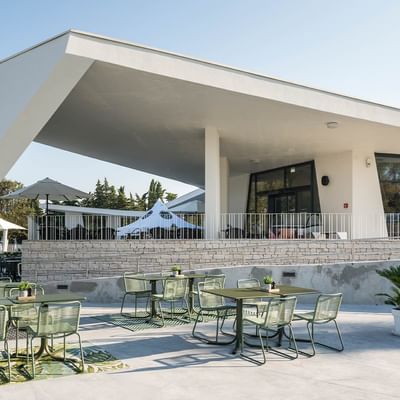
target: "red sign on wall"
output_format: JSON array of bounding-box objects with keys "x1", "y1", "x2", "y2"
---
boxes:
[{"x1": 343, "y1": 203, "x2": 349, "y2": 209}]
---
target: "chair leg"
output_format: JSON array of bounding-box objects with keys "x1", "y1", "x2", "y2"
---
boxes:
[
  {"x1": 30, "y1": 337, "x2": 35, "y2": 379},
  {"x1": 134, "y1": 295, "x2": 138, "y2": 317},
  {"x1": 294, "y1": 320, "x2": 344, "y2": 357},
  {"x1": 4, "y1": 339, "x2": 11, "y2": 382},
  {"x1": 158, "y1": 301, "x2": 165, "y2": 327},
  {"x1": 192, "y1": 311, "x2": 201, "y2": 337},
  {"x1": 313, "y1": 320, "x2": 344, "y2": 352},
  {"x1": 76, "y1": 332, "x2": 85, "y2": 373},
  {"x1": 15, "y1": 320, "x2": 19, "y2": 356},
  {"x1": 240, "y1": 325, "x2": 267, "y2": 365},
  {"x1": 63, "y1": 335, "x2": 66, "y2": 361},
  {"x1": 120, "y1": 293, "x2": 128, "y2": 315}
]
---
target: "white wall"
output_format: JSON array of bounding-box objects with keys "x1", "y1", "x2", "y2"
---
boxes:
[
  {"x1": 315, "y1": 151, "x2": 353, "y2": 214},
  {"x1": 315, "y1": 150, "x2": 386, "y2": 238},
  {"x1": 228, "y1": 173, "x2": 250, "y2": 213},
  {"x1": 351, "y1": 149, "x2": 386, "y2": 238}
]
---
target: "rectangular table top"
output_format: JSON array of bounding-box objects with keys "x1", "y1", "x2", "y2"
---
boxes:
[
  {"x1": 9, "y1": 293, "x2": 87, "y2": 304},
  {"x1": 202, "y1": 285, "x2": 319, "y2": 300},
  {"x1": 127, "y1": 273, "x2": 207, "y2": 281}
]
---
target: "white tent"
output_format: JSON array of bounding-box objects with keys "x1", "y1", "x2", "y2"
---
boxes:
[
  {"x1": 117, "y1": 200, "x2": 202, "y2": 238},
  {"x1": 0, "y1": 218, "x2": 26, "y2": 253}
]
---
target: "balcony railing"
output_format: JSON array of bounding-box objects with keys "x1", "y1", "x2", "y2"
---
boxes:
[{"x1": 27, "y1": 212, "x2": 400, "y2": 241}]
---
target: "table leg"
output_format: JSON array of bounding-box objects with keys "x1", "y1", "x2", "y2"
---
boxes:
[
  {"x1": 232, "y1": 299, "x2": 243, "y2": 355},
  {"x1": 188, "y1": 278, "x2": 194, "y2": 313},
  {"x1": 150, "y1": 281, "x2": 157, "y2": 318}
]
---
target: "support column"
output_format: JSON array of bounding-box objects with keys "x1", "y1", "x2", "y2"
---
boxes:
[
  {"x1": 205, "y1": 127, "x2": 220, "y2": 239},
  {"x1": 220, "y1": 157, "x2": 229, "y2": 214}
]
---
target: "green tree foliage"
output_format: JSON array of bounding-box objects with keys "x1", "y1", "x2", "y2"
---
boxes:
[
  {"x1": 0, "y1": 179, "x2": 40, "y2": 241},
  {"x1": 82, "y1": 178, "x2": 177, "y2": 211}
]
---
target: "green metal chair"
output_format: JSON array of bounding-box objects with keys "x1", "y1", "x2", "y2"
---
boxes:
[
  {"x1": 242, "y1": 296, "x2": 298, "y2": 365},
  {"x1": 120, "y1": 273, "x2": 151, "y2": 317},
  {"x1": 26, "y1": 301, "x2": 84, "y2": 378},
  {"x1": 152, "y1": 278, "x2": 190, "y2": 326},
  {"x1": 237, "y1": 278, "x2": 268, "y2": 315},
  {"x1": 292, "y1": 293, "x2": 344, "y2": 357},
  {"x1": 0, "y1": 306, "x2": 11, "y2": 382},
  {"x1": 9, "y1": 285, "x2": 45, "y2": 356},
  {"x1": 191, "y1": 274, "x2": 226, "y2": 311},
  {"x1": 192, "y1": 281, "x2": 236, "y2": 344}
]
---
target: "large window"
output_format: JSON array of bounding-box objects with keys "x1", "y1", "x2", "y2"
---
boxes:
[
  {"x1": 376, "y1": 154, "x2": 400, "y2": 212},
  {"x1": 247, "y1": 161, "x2": 320, "y2": 213}
]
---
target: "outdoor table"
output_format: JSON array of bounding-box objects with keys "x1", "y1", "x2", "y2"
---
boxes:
[
  {"x1": 130, "y1": 273, "x2": 207, "y2": 318},
  {"x1": 202, "y1": 285, "x2": 319, "y2": 355},
  {"x1": 7, "y1": 292, "x2": 87, "y2": 360}
]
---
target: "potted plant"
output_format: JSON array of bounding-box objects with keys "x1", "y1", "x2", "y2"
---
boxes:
[
  {"x1": 18, "y1": 281, "x2": 32, "y2": 297},
  {"x1": 263, "y1": 275, "x2": 273, "y2": 292},
  {"x1": 171, "y1": 265, "x2": 182, "y2": 277},
  {"x1": 376, "y1": 266, "x2": 400, "y2": 336}
]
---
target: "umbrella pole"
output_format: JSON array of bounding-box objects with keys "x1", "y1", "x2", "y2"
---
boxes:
[{"x1": 46, "y1": 194, "x2": 49, "y2": 240}]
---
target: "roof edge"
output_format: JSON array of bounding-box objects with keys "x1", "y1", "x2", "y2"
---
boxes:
[
  {"x1": 68, "y1": 30, "x2": 400, "y2": 113},
  {"x1": 1, "y1": 28, "x2": 400, "y2": 113},
  {"x1": 0, "y1": 30, "x2": 72, "y2": 65}
]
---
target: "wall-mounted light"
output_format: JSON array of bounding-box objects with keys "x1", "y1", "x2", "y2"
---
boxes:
[
  {"x1": 365, "y1": 157, "x2": 372, "y2": 168},
  {"x1": 326, "y1": 121, "x2": 339, "y2": 129}
]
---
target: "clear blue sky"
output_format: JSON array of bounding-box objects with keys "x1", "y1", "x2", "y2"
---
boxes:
[{"x1": 2, "y1": 0, "x2": 400, "y2": 196}]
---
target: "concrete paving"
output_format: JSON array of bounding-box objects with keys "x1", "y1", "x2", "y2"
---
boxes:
[{"x1": 1, "y1": 304, "x2": 399, "y2": 400}]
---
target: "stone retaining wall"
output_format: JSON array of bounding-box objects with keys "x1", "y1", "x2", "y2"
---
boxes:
[{"x1": 21, "y1": 239, "x2": 400, "y2": 283}]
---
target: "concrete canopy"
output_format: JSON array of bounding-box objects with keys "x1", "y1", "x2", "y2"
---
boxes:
[{"x1": 1, "y1": 30, "x2": 400, "y2": 188}]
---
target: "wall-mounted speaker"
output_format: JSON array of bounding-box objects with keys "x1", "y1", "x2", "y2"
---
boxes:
[{"x1": 321, "y1": 176, "x2": 330, "y2": 186}]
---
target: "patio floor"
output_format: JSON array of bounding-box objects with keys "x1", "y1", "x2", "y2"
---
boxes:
[{"x1": 1, "y1": 304, "x2": 399, "y2": 400}]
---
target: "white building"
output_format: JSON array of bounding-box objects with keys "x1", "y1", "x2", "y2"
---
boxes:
[{"x1": 2, "y1": 30, "x2": 400, "y2": 239}]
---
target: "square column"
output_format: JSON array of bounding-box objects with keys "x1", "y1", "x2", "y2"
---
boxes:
[{"x1": 205, "y1": 127, "x2": 220, "y2": 239}]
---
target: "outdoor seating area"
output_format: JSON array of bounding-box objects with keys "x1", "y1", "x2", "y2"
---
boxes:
[{"x1": 0, "y1": 270, "x2": 397, "y2": 400}]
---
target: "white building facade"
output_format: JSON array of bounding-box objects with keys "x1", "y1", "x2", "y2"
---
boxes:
[{"x1": 2, "y1": 31, "x2": 400, "y2": 240}]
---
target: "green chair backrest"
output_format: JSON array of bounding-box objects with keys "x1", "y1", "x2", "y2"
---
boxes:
[
  {"x1": 198, "y1": 281, "x2": 225, "y2": 309},
  {"x1": 314, "y1": 293, "x2": 342, "y2": 322},
  {"x1": 0, "y1": 306, "x2": 8, "y2": 341},
  {"x1": 163, "y1": 278, "x2": 188, "y2": 300},
  {"x1": 123, "y1": 273, "x2": 147, "y2": 293},
  {"x1": 204, "y1": 274, "x2": 225, "y2": 288},
  {"x1": 36, "y1": 301, "x2": 81, "y2": 337},
  {"x1": 262, "y1": 296, "x2": 297, "y2": 329},
  {"x1": 237, "y1": 278, "x2": 261, "y2": 304},
  {"x1": 237, "y1": 278, "x2": 260, "y2": 289}
]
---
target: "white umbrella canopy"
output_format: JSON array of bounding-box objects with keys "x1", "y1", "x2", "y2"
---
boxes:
[
  {"x1": 117, "y1": 199, "x2": 202, "y2": 238},
  {"x1": 1, "y1": 177, "x2": 90, "y2": 214},
  {"x1": 0, "y1": 218, "x2": 26, "y2": 253},
  {"x1": 0, "y1": 218, "x2": 26, "y2": 231}
]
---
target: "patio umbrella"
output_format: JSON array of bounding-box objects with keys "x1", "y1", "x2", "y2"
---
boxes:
[
  {"x1": 0, "y1": 218, "x2": 26, "y2": 253},
  {"x1": 1, "y1": 177, "x2": 90, "y2": 214}
]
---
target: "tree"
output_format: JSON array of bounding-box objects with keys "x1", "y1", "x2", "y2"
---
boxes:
[
  {"x1": 147, "y1": 179, "x2": 165, "y2": 209},
  {"x1": 0, "y1": 179, "x2": 40, "y2": 241},
  {"x1": 165, "y1": 192, "x2": 177, "y2": 202},
  {"x1": 79, "y1": 178, "x2": 177, "y2": 211}
]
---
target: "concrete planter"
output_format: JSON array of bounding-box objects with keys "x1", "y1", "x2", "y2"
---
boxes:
[{"x1": 392, "y1": 308, "x2": 400, "y2": 336}]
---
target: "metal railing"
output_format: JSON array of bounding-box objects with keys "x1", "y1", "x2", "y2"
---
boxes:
[{"x1": 27, "y1": 212, "x2": 400, "y2": 241}]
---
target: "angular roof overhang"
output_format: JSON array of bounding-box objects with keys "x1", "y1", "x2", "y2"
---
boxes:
[{"x1": 2, "y1": 30, "x2": 400, "y2": 187}]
